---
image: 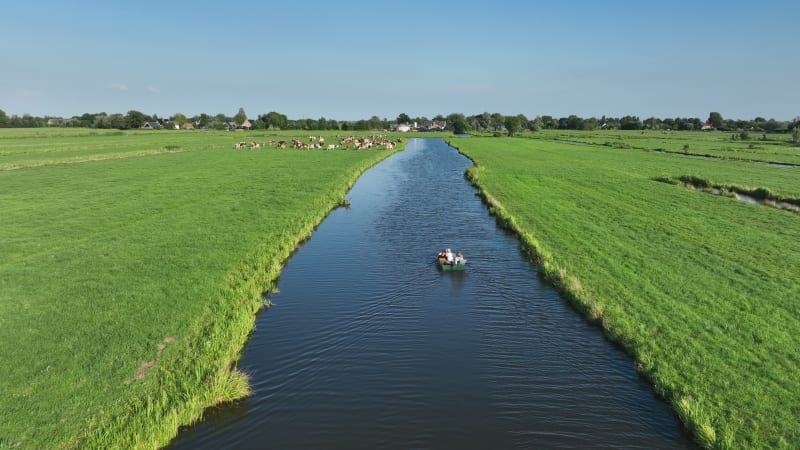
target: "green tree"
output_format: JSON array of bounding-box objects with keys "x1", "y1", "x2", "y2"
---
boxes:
[
  {"x1": 264, "y1": 111, "x2": 287, "y2": 129},
  {"x1": 446, "y1": 112, "x2": 465, "y2": 124},
  {"x1": 605, "y1": 117, "x2": 621, "y2": 129},
  {"x1": 74, "y1": 113, "x2": 95, "y2": 128},
  {"x1": 722, "y1": 119, "x2": 737, "y2": 131},
  {"x1": 298, "y1": 118, "x2": 313, "y2": 130},
  {"x1": 762, "y1": 118, "x2": 786, "y2": 132},
  {"x1": 792, "y1": 126, "x2": 799, "y2": 145},
  {"x1": 234, "y1": 107, "x2": 247, "y2": 126},
  {"x1": 396, "y1": 113, "x2": 411, "y2": 124},
  {"x1": 540, "y1": 115, "x2": 556, "y2": 129},
  {"x1": 125, "y1": 110, "x2": 148, "y2": 129},
  {"x1": 504, "y1": 116, "x2": 521, "y2": 136},
  {"x1": 490, "y1": 113, "x2": 505, "y2": 128},
  {"x1": 583, "y1": 117, "x2": 598, "y2": 130},
  {"x1": 93, "y1": 113, "x2": 108, "y2": 128},
  {"x1": 452, "y1": 119, "x2": 467, "y2": 135},
  {"x1": 531, "y1": 116, "x2": 544, "y2": 131},
  {"x1": 250, "y1": 118, "x2": 265, "y2": 130},
  {"x1": 620, "y1": 115, "x2": 643, "y2": 130},
  {"x1": 516, "y1": 114, "x2": 529, "y2": 130},
  {"x1": 107, "y1": 114, "x2": 127, "y2": 129},
  {"x1": 255, "y1": 114, "x2": 268, "y2": 130},
  {"x1": 674, "y1": 117, "x2": 694, "y2": 131},
  {"x1": 707, "y1": 111, "x2": 723, "y2": 129},
  {"x1": 0, "y1": 109, "x2": 8, "y2": 127},
  {"x1": 198, "y1": 113, "x2": 210, "y2": 128},
  {"x1": 477, "y1": 112, "x2": 494, "y2": 130},
  {"x1": 566, "y1": 115, "x2": 584, "y2": 130},
  {"x1": 644, "y1": 117, "x2": 661, "y2": 130},
  {"x1": 368, "y1": 115, "x2": 382, "y2": 130},
  {"x1": 447, "y1": 113, "x2": 467, "y2": 134},
  {"x1": 173, "y1": 113, "x2": 188, "y2": 126}
]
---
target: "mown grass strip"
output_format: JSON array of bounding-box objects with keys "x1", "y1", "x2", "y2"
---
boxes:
[
  {"x1": 0, "y1": 132, "x2": 400, "y2": 449},
  {"x1": 448, "y1": 135, "x2": 800, "y2": 449}
]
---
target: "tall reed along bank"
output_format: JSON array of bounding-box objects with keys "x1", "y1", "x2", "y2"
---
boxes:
[
  {"x1": 448, "y1": 133, "x2": 800, "y2": 449},
  {"x1": 0, "y1": 129, "x2": 400, "y2": 449}
]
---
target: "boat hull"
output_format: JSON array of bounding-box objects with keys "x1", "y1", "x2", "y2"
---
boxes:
[{"x1": 437, "y1": 256, "x2": 465, "y2": 271}]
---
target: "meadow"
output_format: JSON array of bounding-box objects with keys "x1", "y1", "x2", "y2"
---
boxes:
[
  {"x1": 0, "y1": 128, "x2": 401, "y2": 449},
  {"x1": 448, "y1": 132, "x2": 799, "y2": 448},
  {"x1": 530, "y1": 128, "x2": 800, "y2": 166}
]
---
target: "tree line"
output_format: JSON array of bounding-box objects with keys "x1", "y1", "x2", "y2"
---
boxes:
[{"x1": 0, "y1": 108, "x2": 797, "y2": 137}]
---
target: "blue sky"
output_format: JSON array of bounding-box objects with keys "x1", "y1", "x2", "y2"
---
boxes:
[{"x1": 1, "y1": 0, "x2": 798, "y2": 121}]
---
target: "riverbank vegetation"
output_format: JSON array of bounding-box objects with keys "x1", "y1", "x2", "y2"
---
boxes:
[
  {"x1": 0, "y1": 129, "x2": 401, "y2": 449},
  {"x1": 449, "y1": 133, "x2": 799, "y2": 448}
]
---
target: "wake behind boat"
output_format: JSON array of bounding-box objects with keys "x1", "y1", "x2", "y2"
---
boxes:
[{"x1": 436, "y1": 248, "x2": 466, "y2": 271}]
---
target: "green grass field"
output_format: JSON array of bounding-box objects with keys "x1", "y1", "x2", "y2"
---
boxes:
[
  {"x1": 0, "y1": 128, "x2": 416, "y2": 170},
  {"x1": 448, "y1": 133, "x2": 800, "y2": 449},
  {"x1": 0, "y1": 129, "x2": 401, "y2": 449},
  {"x1": 526, "y1": 129, "x2": 800, "y2": 166}
]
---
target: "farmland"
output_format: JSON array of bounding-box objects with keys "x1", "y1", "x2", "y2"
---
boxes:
[
  {"x1": 0, "y1": 128, "x2": 400, "y2": 449},
  {"x1": 449, "y1": 131, "x2": 800, "y2": 448},
  {"x1": 3, "y1": 126, "x2": 799, "y2": 449}
]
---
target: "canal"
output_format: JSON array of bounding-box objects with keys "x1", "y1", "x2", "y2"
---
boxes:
[{"x1": 169, "y1": 138, "x2": 691, "y2": 449}]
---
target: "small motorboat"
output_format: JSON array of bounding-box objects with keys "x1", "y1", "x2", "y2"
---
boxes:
[{"x1": 436, "y1": 249, "x2": 466, "y2": 271}]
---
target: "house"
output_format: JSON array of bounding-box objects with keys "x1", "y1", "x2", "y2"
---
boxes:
[
  {"x1": 225, "y1": 120, "x2": 253, "y2": 130},
  {"x1": 396, "y1": 124, "x2": 411, "y2": 132},
  {"x1": 141, "y1": 121, "x2": 161, "y2": 129},
  {"x1": 46, "y1": 118, "x2": 64, "y2": 126},
  {"x1": 415, "y1": 120, "x2": 448, "y2": 131},
  {"x1": 182, "y1": 123, "x2": 194, "y2": 130},
  {"x1": 427, "y1": 121, "x2": 447, "y2": 131},
  {"x1": 701, "y1": 122, "x2": 715, "y2": 131}
]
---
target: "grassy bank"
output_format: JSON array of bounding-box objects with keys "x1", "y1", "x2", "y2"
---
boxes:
[
  {"x1": 448, "y1": 134, "x2": 800, "y2": 448},
  {"x1": 0, "y1": 130, "x2": 400, "y2": 449}
]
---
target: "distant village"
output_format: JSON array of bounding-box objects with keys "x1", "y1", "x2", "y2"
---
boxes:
[
  {"x1": 139, "y1": 119, "x2": 450, "y2": 133},
  {"x1": 5, "y1": 110, "x2": 795, "y2": 134}
]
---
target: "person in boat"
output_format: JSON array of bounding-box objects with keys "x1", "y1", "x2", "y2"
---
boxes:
[
  {"x1": 454, "y1": 251, "x2": 465, "y2": 265},
  {"x1": 445, "y1": 248, "x2": 454, "y2": 265}
]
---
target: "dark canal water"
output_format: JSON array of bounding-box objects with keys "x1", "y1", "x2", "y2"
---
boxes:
[{"x1": 169, "y1": 139, "x2": 691, "y2": 449}]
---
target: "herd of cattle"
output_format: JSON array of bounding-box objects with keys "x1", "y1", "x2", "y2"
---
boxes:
[{"x1": 232, "y1": 135, "x2": 401, "y2": 151}]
